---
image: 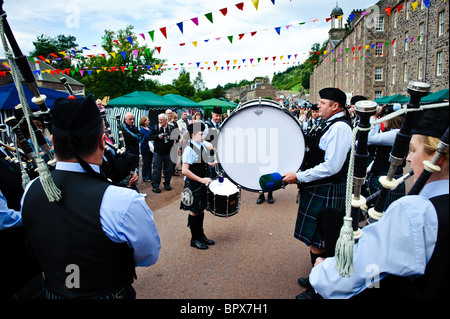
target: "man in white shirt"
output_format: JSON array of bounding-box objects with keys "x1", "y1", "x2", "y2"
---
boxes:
[{"x1": 283, "y1": 88, "x2": 352, "y2": 298}]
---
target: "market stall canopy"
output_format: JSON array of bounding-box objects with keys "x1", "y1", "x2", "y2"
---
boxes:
[
  {"x1": 199, "y1": 98, "x2": 237, "y2": 118},
  {"x1": 420, "y1": 89, "x2": 449, "y2": 104},
  {"x1": 0, "y1": 82, "x2": 73, "y2": 110},
  {"x1": 107, "y1": 91, "x2": 176, "y2": 110},
  {"x1": 162, "y1": 94, "x2": 202, "y2": 108},
  {"x1": 374, "y1": 94, "x2": 407, "y2": 104}
]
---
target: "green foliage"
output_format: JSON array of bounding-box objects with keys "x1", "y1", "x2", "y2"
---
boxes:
[{"x1": 29, "y1": 34, "x2": 78, "y2": 69}]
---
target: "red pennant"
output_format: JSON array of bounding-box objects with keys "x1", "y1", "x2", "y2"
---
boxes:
[
  {"x1": 55, "y1": 69, "x2": 60, "y2": 75},
  {"x1": 213, "y1": 61, "x2": 217, "y2": 65},
  {"x1": 236, "y1": 2, "x2": 244, "y2": 10},
  {"x1": 272, "y1": 56, "x2": 276, "y2": 61},
  {"x1": 385, "y1": 7, "x2": 392, "y2": 17},
  {"x1": 220, "y1": 8, "x2": 227, "y2": 16},
  {"x1": 326, "y1": 17, "x2": 332, "y2": 22},
  {"x1": 155, "y1": 47, "x2": 161, "y2": 54},
  {"x1": 251, "y1": 31, "x2": 257, "y2": 36},
  {"x1": 38, "y1": 55, "x2": 46, "y2": 61},
  {"x1": 238, "y1": 33, "x2": 245, "y2": 40},
  {"x1": 265, "y1": 57, "x2": 269, "y2": 61},
  {"x1": 358, "y1": 45, "x2": 363, "y2": 50},
  {"x1": 112, "y1": 67, "x2": 116, "y2": 72},
  {"x1": 120, "y1": 66, "x2": 126, "y2": 72},
  {"x1": 160, "y1": 27, "x2": 167, "y2": 39},
  {"x1": 397, "y1": 4, "x2": 403, "y2": 12}
]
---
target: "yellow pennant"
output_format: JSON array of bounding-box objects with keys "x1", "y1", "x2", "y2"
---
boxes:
[
  {"x1": 110, "y1": 52, "x2": 116, "y2": 58},
  {"x1": 192, "y1": 41, "x2": 198, "y2": 47},
  {"x1": 411, "y1": 2, "x2": 418, "y2": 11},
  {"x1": 155, "y1": 64, "x2": 160, "y2": 69},
  {"x1": 252, "y1": 0, "x2": 259, "y2": 10},
  {"x1": 58, "y1": 51, "x2": 67, "y2": 57},
  {"x1": 365, "y1": 44, "x2": 370, "y2": 50}
]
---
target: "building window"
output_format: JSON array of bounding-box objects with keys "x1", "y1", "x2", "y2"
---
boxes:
[
  {"x1": 438, "y1": 11, "x2": 445, "y2": 36},
  {"x1": 394, "y1": 10, "x2": 398, "y2": 29},
  {"x1": 393, "y1": 40, "x2": 397, "y2": 56},
  {"x1": 419, "y1": 22, "x2": 424, "y2": 45},
  {"x1": 418, "y1": 58, "x2": 423, "y2": 80},
  {"x1": 403, "y1": 63, "x2": 408, "y2": 82},
  {"x1": 376, "y1": 17, "x2": 384, "y2": 31},
  {"x1": 406, "y1": 1, "x2": 409, "y2": 20},
  {"x1": 375, "y1": 67, "x2": 383, "y2": 81},
  {"x1": 375, "y1": 43, "x2": 383, "y2": 55},
  {"x1": 436, "y1": 51, "x2": 443, "y2": 76},
  {"x1": 405, "y1": 31, "x2": 409, "y2": 51},
  {"x1": 375, "y1": 91, "x2": 383, "y2": 99},
  {"x1": 392, "y1": 66, "x2": 396, "y2": 84}
]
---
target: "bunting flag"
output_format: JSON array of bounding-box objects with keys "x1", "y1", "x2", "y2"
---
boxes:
[
  {"x1": 251, "y1": 0, "x2": 259, "y2": 10},
  {"x1": 191, "y1": 17, "x2": 199, "y2": 26},
  {"x1": 412, "y1": 2, "x2": 418, "y2": 11},
  {"x1": 205, "y1": 12, "x2": 213, "y2": 24},
  {"x1": 236, "y1": 2, "x2": 244, "y2": 10},
  {"x1": 220, "y1": 8, "x2": 227, "y2": 16},
  {"x1": 177, "y1": 22, "x2": 183, "y2": 34},
  {"x1": 160, "y1": 27, "x2": 167, "y2": 39},
  {"x1": 148, "y1": 30, "x2": 155, "y2": 42}
]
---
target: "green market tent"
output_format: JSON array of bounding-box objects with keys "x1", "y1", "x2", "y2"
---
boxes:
[
  {"x1": 374, "y1": 96, "x2": 390, "y2": 103},
  {"x1": 199, "y1": 98, "x2": 237, "y2": 118},
  {"x1": 420, "y1": 89, "x2": 449, "y2": 103},
  {"x1": 107, "y1": 91, "x2": 177, "y2": 139},
  {"x1": 162, "y1": 94, "x2": 202, "y2": 108},
  {"x1": 379, "y1": 94, "x2": 407, "y2": 104}
]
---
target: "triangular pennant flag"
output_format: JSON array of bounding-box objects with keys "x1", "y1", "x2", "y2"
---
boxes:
[
  {"x1": 110, "y1": 52, "x2": 116, "y2": 59},
  {"x1": 120, "y1": 66, "x2": 125, "y2": 72},
  {"x1": 155, "y1": 47, "x2": 161, "y2": 54},
  {"x1": 192, "y1": 41, "x2": 198, "y2": 47},
  {"x1": 79, "y1": 70, "x2": 84, "y2": 76},
  {"x1": 126, "y1": 36, "x2": 133, "y2": 46},
  {"x1": 139, "y1": 33, "x2": 145, "y2": 40},
  {"x1": 365, "y1": 44, "x2": 370, "y2": 50},
  {"x1": 196, "y1": 62, "x2": 200, "y2": 67},
  {"x1": 112, "y1": 67, "x2": 116, "y2": 72},
  {"x1": 120, "y1": 51, "x2": 126, "y2": 60},
  {"x1": 144, "y1": 48, "x2": 151, "y2": 57},
  {"x1": 238, "y1": 33, "x2": 245, "y2": 40},
  {"x1": 236, "y1": 2, "x2": 244, "y2": 10},
  {"x1": 87, "y1": 70, "x2": 92, "y2": 76},
  {"x1": 423, "y1": 0, "x2": 430, "y2": 8},
  {"x1": 177, "y1": 22, "x2": 183, "y2": 34},
  {"x1": 251, "y1": 0, "x2": 259, "y2": 10},
  {"x1": 160, "y1": 27, "x2": 167, "y2": 39},
  {"x1": 132, "y1": 50, "x2": 138, "y2": 58},
  {"x1": 227, "y1": 36, "x2": 233, "y2": 43},
  {"x1": 257, "y1": 58, "x2": 261, "y2": 63},
  {"x1": 191, "y1": 17, "x2": 199, "y2": 26},
  {"x1": 180, "y1": 43, "x2": 186, "y2": 46},
  {"x1": 233, "y1": 60, "x2": 237, "y2": 64},
  {"x1": 275, "y1": 27, "x2": 281, "y2": 35},
  {"x1": 338, "y1": 15, "x2": 342, "y2": 21},
  {"x1": 358, "y1": 45, "x2": 363, "y2": 50},
  {"x1": 411, "y1": 2, "x2": 418, "y2": 11},
  {"x1": 349, "y1": 14, "x2": 355, "y2": 22},
  {"x1": 205, "y1": 12, "x2": 213, "y2": 24},
  {"x1": 220, "y1": 8, "x2": 227, "y2": 16},
  {"x1": 385, "y1": 7, "x2": 392, "y2": 17},
  {"x1": 397, "y1": 4, "x2": 404, "y2": 12},
  {"x1": 271, "y1": 0, "x2": 275, "y2": 4},
  {"x1": 213, "y1": 61, "x2": 217, "y2": 66},
  {"x1": 148, "y1": 30, "x2": 155, "y2": 42},
  {"x1": 326, "y1": 17, "x2": 332, "y2": 22},
  {"x1": 251, "y1": 31, "x2": 257, "y2": 36}
]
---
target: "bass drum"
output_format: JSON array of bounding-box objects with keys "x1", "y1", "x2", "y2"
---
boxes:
[{"x1": 216, "y1": 99, "x2": 305, "y2": 192}]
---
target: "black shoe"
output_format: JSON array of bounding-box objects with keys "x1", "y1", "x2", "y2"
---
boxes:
[
  {"x1": 267, "y1": 196, "x2": 274, "y2": 204},
  {"x1": 190, "y1": 239, "x2": 208, "y2": 250},
  {"x1": 200, "y1": 236, "x2": 215, "y2": 245},
  {"x1": 298, "y1": 277, "x2": 312, "y2": 289},
  {"x1": 152, "y1": 187, "x2": 161, "y2": 193},
  {"x1": 295, "y1": 288, "x2": 323, "y2": 299},
  {"x1": 163, "y1": 184, "x2": 172, "y2": 191},
  {"x1": 256, "y1": 194, "x2": 265, "y2": 204}
]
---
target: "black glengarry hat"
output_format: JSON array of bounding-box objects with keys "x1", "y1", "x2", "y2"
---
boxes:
[
  {"x1": 319, "y1": 87, "x2": 347, "y2": 107},
  {"x1": 411, "y1": 106, "x2": 449, "y2": 138},
  {"x1": 212, "y1": 106, "x2": 222, "y2": 114}
]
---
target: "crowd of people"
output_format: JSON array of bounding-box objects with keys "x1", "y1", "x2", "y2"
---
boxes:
[{"x1": 0, "y1": 88, "x2": 448, "y2": 300}]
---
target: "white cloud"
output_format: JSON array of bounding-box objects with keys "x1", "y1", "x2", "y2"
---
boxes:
[{"x1": 2, "y1": 0, "x2": 375, "y2": 88}]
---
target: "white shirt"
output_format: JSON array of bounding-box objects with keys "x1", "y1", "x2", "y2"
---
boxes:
[
  {"x1": 21, "y1": 162, "x2": 161, "y2": 267},
  {"x1": 296, "y1": 112, "x2": 352, "y2": 183},
  {"x1": 309, "y1": 179, "x2": 448, "y2": 299}
]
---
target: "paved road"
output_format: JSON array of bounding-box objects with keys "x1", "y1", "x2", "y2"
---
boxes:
[
  {"x1": 134, "y1": 173, "x2": 311, "y2": 299},
  {"x1": 133, "y1": 163, "x2": 414, "y2": 300}
]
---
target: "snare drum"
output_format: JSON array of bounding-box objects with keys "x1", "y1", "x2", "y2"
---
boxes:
[
  {"x1": 207, "y1": 178, "x2": 240, "y2": 217},
  {"x1": 216, "y1": 99, "x2": 305, "y2": 192}
]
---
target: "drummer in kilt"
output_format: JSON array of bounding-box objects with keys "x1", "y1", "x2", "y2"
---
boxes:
[
  {"x1": 282, "y1": 88, "x2": 353, "y2": 298},
  {"x1": 180, "y1": 122, "x2": 218, "y2": 250}
]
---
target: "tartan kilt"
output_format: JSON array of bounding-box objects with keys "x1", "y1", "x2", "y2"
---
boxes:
[
  {"x1": 294, "y1": 182, "x2": 347, "y2": 249},
  {"x1": 180, "y1": 179, "x2": 208, "y2": 213}
]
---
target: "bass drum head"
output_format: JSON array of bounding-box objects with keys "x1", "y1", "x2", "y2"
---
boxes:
[{"x1": 217, "y1": 99, "x2": 305, "y2": 192}]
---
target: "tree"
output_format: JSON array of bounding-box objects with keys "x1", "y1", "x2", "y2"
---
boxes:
[
  {"x1": 71, "y1": 25, "x2": 165, "y2": 99},
  {"x1": 193, "y1": 72, "x2": 206, "y2": 92},
  {"x1": 30, "y1": 34, "x2": 79, "y2": 69},
  {"x1": 172, "y1": 69, "x2": 195, "y2": 99}
]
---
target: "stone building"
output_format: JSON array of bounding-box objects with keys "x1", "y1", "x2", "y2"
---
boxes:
[
  {"x1": 225, "y1": 76, "x2": 277, "y2": 102},
  {"x1": 310, "y1": 0, "x2": 448, "y2": 103}
]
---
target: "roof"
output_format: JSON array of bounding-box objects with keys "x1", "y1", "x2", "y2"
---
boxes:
[
  {"x1": 107, "y1": 91, "x2": 176, "y2": 110},
  {"x1": 0, "y1": 58, "x2": 83, "y2": 87},
  {"x1": 162, "y1": 94, "x2": 202, "y2": 108}
]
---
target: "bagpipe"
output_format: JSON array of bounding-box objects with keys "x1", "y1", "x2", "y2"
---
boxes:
[
  {"x1": 334, "y1": 81, "x2": 449, "y2": 277},
  {"x1": 1, "y1": 1, "x2": 61, "y2": 201}
]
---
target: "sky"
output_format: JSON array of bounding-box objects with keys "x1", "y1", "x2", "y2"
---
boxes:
[{"x1": 1, "y1": 0, "x2": 376, "y2": 89}]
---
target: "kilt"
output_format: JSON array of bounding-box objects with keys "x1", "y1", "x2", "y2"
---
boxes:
[
  {"x1": 364, "y1": 172, "x2": 406, "y2": 211},
  {"x1": 294, "y1": 182, "x2": 347, "y2": 249},
  {"x1": 180, "y1": 179, "x2": 208, "y2": 213}
]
